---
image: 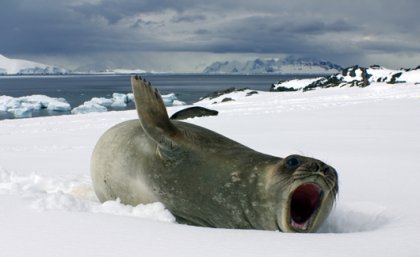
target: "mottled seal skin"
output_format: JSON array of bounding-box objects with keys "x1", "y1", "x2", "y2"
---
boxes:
[
  {"x1": 91, "y1": 76, "x2": 338, "y2": 232},
  {"x1": 170, "y1": 106, "x2": 218, "y2": 120}
]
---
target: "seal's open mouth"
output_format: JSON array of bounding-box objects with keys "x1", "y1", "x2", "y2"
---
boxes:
[{"x1": 290, "y1": 183, "x2": 322, "y2": 231}]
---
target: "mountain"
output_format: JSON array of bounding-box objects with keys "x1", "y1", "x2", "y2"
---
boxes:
[
  {"x1": 0, "y1": 54, "x2": 68, "y2": 75},
  {"x1": 271, "y1": 65, "x2": 420, "y2": 92},
  {"x1": 203, "y1": 56, "x2": 342, "y2": 75}
]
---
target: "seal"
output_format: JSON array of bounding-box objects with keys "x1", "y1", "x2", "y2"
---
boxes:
[
  {"x1": 170, "y1": 106, "x2": 218, "y2": 120},
  {"x1": 91, "y1": 76, "x2": 338, "y2": 233}
]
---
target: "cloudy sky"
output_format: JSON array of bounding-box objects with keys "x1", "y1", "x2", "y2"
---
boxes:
[{"x1": 1, "y1": 0, "x2": 419, "y2": 72}]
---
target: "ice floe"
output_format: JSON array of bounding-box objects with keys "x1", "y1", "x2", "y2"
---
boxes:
[
  {"x1": 71, "y1": 92, "x2": 185, "y2": 115},
  {"x1": 0, "y1": 95, "x2": 71, "y2": 118}
]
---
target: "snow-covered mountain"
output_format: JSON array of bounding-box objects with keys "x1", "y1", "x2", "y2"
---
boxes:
[
  {"x1": 271, "y1": 65, "x2": 420, "y2": 91},
  {"x1": 203, "y1": 56, "x2": 342, "y2": 75},
  {"x1": 0, "y1": 54, "x2": 68, "y2": 75}
]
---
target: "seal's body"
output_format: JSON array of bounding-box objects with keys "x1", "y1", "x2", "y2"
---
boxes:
[{"x1": 91, "y1": 76, "x2": 338, "y2": 232}]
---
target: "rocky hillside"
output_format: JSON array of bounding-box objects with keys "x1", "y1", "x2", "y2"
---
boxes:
[
  {"x1": 271, "y1": 65, "x2": 420, "y2": 92},
  {"x1": 203, "y1": 56, "x2": 342, "y2": 75}
]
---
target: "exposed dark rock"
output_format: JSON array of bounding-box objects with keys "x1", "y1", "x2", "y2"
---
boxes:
[
  {"x1": 303, "y1": 76, "x2": 339, "y2": 91},
  {"x1": 270, "y1": 83, "x2": 299, "y2": 92},
  {"x1": 221, "y1": 97, "x2": 234, "y2": 103},
  {"x1": 389, "y1": 72, "x2": 404, "y2": 84},
  {"x1": 303, "y1": 65, "x2": 371, "y2": 91},
  {"x1": 246, "y1": 91, "x2": 258, "y2": 96},
  {"x1": 272, "y1": 64, "x2": 419, "y2": 93},
  {"x1": 201, "y1": 87, "x2": 249, "y2": 100}
]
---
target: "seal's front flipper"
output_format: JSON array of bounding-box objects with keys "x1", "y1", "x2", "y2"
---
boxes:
[
  {"x1": 131, "y1": 75, "x2": 179, "y2": 145},
  {"x1": 170, "y1": 106, "x2": 218, "y2": 120}
]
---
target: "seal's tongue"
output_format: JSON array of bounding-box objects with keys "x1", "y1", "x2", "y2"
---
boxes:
[{"x1": 290, "y1": 183, "x2": 322, "y2": 230}]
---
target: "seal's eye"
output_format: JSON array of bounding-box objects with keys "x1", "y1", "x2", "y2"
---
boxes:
[{"x1": 286, "y1": 157, "x2": 299, "y2": 168}]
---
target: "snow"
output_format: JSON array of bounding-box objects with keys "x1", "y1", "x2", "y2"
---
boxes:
[
  {"x1": 0, "y1": 54, "x2": 67, "y2": 75},
  {"x1": 368, "y1": 66, "x2": 399, "y2": 82},
  {"x1": 1, "y1": 82, "x2": 420, "y2": 256},
  {"x1": 272, "y1": 77, "x2": 323, "y2": 91},
  {"x1": 272, "y1": 66, "x2": 420, "y2": 92},
  {"x1": 108, "y1": 68, "x2": 148, "y2": 74},
  {"x1": 400, "y1": 69, "x2": 420, "y2": 83}
]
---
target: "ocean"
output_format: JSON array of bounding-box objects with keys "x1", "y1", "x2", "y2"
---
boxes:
[{"x1": 0, "y1": 74, "x2": 316, "y2": 119}]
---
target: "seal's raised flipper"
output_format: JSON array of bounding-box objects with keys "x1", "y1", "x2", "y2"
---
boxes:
[{"x1": 131, "y1": 75, "x2": 179, "y2": 145}]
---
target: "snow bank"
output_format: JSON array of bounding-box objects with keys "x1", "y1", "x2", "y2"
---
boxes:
[
  {"x1": 399, "y1": 68, "x2": 420, "y2": 83},
  {"x1": 196, "y1": 88, "x2": 261, "y2": 105},
  {"x1": 271, "y1": 77, "x2": 323, "y2": 91},
  {"x1": 1, "y1": 83, "x2": 420, "y2": 257},
  {"x1": 0, "y1": 95, "x2": 71, "y2": 118},
  {"x1": 0, "y1": 168, "x2": 175, "y2": 223}
]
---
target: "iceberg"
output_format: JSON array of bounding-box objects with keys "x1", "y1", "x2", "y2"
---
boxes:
[
  {"x1": 0, "y1": 96, "x2": 19, "y2": 111},
  {"x1": 1, "y1": 91, "x2": 186, "y2": 118},
  {"x1": 7, "y1": 107, "x2": 33, "y2": 118},
  {"x1": 71, "y1": 92, "x2": 186, "y2": 115},
  {"x1": 111, "y1": 93, "x2": 128, "y2": 108},
  {"x1": 127, "y1": 93, "x2": 135, "y2": 102},
  {"x1": 19, "y1": 95, "x2": 71, "y2": 112},
  {"x1": 47, "y1": 101, "x2": 72, "y2": 112},
  {"x1": 162, "y1": 93, "x2": 186, "y2": 106},
  {"x1": 89, "y1": 97, "x2": 114, "y2": 107},
  {"x1": 71, "y1": 102, "x2": 108, "y2": 114},
  {"x1": 0, "y1": 94, "x2": 71, "y2": 118}
]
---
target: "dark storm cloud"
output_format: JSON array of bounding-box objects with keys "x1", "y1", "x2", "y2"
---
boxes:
[
  {"x1": 1, "y1": 0, "x2": 419, "y2": 68},
  {"x1": 171, "y1": 14, "x2": 207, "y2": 23},
  {"x1": 70, "y1": 0, "x2": 198, "y2": 24}
]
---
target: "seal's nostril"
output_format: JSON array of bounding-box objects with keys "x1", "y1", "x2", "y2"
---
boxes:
[
  {"x1": 323, "y1": 167, "x2": 331, "y2": 174},
  {"x1": 311, "y1": 162, "x2": 320, "y2": 172}
]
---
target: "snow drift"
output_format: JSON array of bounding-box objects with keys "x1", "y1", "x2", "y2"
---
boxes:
[{"x1": 1, "y1": 80, "x2": 420, "y2": 257}]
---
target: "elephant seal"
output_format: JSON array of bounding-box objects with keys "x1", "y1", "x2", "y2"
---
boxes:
[
  {"x1": 170, "y1": 106, "x2": 218, "y2": 120},
  {"x1": 91, "y1": 76, "x2": 338, "y2": 233}
]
